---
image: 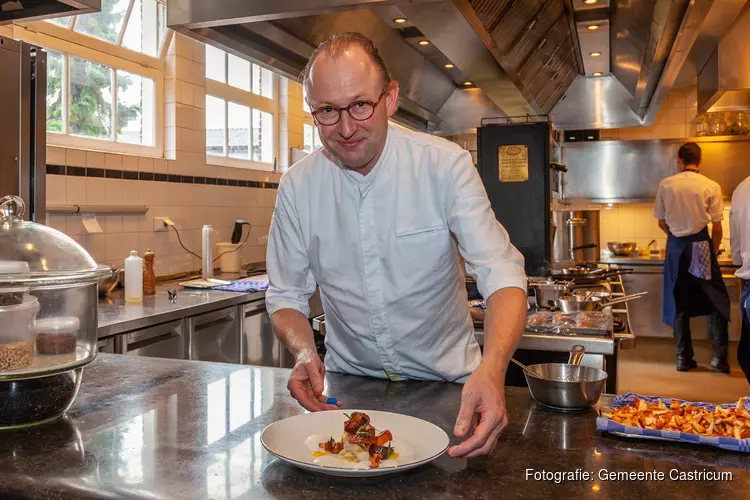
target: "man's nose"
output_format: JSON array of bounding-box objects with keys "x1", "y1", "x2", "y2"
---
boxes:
[{"x1": 337, "y1": 111, "x2": 357, "y2": 139}]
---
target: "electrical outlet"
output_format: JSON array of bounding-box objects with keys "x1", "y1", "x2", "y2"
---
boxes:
[{"x1": 153, "y1": 217, "x2": 174, "y2": 232}]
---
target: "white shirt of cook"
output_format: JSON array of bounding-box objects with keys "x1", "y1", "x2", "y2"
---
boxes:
[
  {"x1": 730, "y1": 175, "x2": 750, "y2": 280},
  {"x1": 265, "y1": 125, "x2": 526, "y2": 383},
  {"x1": 653, "y1": 170, "x2": 724, "y2": 237}
]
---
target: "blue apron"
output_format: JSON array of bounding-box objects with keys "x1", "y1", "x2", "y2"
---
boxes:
[
  {"x1": 740, "y1": 281, "x2": 750, "y2": 383},
  {"x1": 662, "y1": 227, "x2": 730, "y2": 326}
]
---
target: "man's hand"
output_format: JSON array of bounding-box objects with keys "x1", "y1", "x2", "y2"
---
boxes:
[
  {"x1": 287, "y1": 349, "x2": 341, "y2": 412},
  {"x1": 448, "y1": 364, "x2": 507, "y2": 458}
]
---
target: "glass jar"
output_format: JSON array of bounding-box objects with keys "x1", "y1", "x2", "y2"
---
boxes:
[{"x1": 0, "y1": 195, "x2": 111, "y2": 428}]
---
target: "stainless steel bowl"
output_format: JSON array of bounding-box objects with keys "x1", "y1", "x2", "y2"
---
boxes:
[
  {"x1": 524, "y1": 364, "x2": 608, "y2": 411},
  {"x1": 607, "y1": 242, "x2": 637, "y2": 256}
]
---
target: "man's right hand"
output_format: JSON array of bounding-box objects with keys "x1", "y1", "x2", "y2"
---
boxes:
[{"x1": 287, "y1": 349, "x2": 341, "y2": 412}]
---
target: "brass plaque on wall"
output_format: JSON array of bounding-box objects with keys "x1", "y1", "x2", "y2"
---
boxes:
[{"x1": 498, "y1": 145, "x2": 528, "y2": 182}]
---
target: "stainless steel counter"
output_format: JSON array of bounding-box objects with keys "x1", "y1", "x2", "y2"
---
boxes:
[
  {"x1": 600, "y1": 256, "x2": 738, "y2": 267},
  {"x1": 98, "y1": 285, "x2": 265, "y2": 338}
]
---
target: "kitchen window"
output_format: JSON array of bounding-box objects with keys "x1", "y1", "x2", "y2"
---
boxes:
[
  {"x1": 45, "y1": 0, "x2": 168, "y2": 58},
  {"x1": 204, "y1": 45, "x2": 277, "y2": 170},
  {"x1": 303, "y1": 124, "x2": 323, "y2": 153},
  {"x1": 206, "y1": 96, "x2": 274, "y2": 165},
  {"x1": 205, "y1": 46, "x2": 274, "y2": 99},
  {"x1": 43, "y1": 50, "x2": 157, "y2": 150},
  {"x1": 12, "y1": 0, "x2": 167, "y2": 156}
]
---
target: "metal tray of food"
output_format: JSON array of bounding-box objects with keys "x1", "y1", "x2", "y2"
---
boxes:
[
  {"x1": 597, "y1": 393, "x2": 750, "y2": 453},
  {"x1": 526, "y1": 310, "x2": 613, "y2": 336}
]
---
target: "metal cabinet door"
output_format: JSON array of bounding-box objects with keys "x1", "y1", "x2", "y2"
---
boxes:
[
  {"x1": 243, "y1": 300, "x2": 292, "y2": 367},
  {"x1": 125, "y1": 320, "x2": 186, "y2": 359},
  {"x1": 188, "y1": 307, "x2": 241, "y2": 364}
]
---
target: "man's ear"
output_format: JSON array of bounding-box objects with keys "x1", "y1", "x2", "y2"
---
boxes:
[{"x1": 385, "y1": 81, "x2": 400, "y2": 117}]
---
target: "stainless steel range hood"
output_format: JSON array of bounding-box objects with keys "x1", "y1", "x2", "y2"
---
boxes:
[
  {"x1": 0, "y1": 0, "x2": 100, "y2": 25},
  {"x1": 697, "y1": 2, "x2": 750, "y2": 113},
  {"x1": 169, "y1": 0, "x2": 721, "y2": 132}
]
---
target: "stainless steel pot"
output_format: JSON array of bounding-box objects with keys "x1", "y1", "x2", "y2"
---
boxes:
[
  {"x1": 524, "y1": 364, "x2": 608, "y2": 411},
  {"x1": 556, "y1": 292, "x2": 648, "y2": 312}
]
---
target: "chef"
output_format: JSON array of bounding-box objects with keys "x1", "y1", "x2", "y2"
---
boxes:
[
  {"x1": 730, "y1": 174, "x2": 750, "y2": 383},
  {"x1": 654, "y1": 143, "x2": 731, "y2": 373},
  {"x1": 265, "y1": 32, "x2": 527, "y2": 458}
]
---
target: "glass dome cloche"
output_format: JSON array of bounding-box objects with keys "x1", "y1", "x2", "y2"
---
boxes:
[{"x1": 0, "y1": 195, "x2": 112, "y2": 429}]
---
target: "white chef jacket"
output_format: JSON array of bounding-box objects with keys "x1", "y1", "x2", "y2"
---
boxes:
[
  {"x1": 730, "y1": 176, "x2": 750, "y2": 280},
  {"x1": 653, "y1": 170, "x2": 724, "y2": 237},
  {"x1": 265, "y1": 125, "x2": 526, "y2": 382}
]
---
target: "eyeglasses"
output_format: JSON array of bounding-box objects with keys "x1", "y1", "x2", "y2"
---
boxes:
[{"x1": 311, "y1": 88, "x2": 389, "y2": 126}]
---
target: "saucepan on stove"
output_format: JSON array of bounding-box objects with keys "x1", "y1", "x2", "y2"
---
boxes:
[{"x1": 557, "y1": 292, "x2": 648, "y2": 313}]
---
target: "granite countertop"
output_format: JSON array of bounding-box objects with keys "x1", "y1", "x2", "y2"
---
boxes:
[
  {"x1": 1, "y1": 354, "x2": 748, "y2": 499},
  {"x1": 98, "y1": 277, "x2": 267, "y2": 338}
]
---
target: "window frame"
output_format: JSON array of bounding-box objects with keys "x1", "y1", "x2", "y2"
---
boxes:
[
  {"x1": 205, "y1": 47, "x2": 278, "y2": 172},
  {"x1": 13, "y1": 22, "x2": 166, "y2": 157}
]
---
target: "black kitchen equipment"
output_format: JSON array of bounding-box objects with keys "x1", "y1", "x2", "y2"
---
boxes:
[
  {"x1": 478, "y1": 121, "x2": 553, "y2": 276},
  {"x1": 231, "y1": 220, "x2": 251, "y2": 244}
]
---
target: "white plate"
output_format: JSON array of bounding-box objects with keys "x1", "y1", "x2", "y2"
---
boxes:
[{"x1": 261, "y1": 410, "x2": 449, "y2": 477}]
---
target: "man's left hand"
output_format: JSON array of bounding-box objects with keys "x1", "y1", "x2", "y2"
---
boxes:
[{"x1": 448, "y1": 364, "x2": 507, "y2": 458}]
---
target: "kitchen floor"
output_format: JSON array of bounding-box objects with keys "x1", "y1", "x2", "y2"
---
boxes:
[{"x1": 617, "y1": 337, "x2": 748, "y2": 403}]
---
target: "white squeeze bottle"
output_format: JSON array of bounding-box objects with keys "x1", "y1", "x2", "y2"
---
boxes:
[
  {"x1": 202, "y1": 225, "x2": 214, "y2": 278},
  {"x1": 124, "y1": 250, "x2": 144, "y2": 303}
]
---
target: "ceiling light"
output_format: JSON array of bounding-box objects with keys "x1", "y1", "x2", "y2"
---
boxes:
[
  {"x1": 584, "y1": 0, "x2": 598, "y2": 4},
  {"x1": 592, "y1": 72, "x2": 603, "y2": 76},
  {"x1": 589, "y1": 51, "x2": 602, "y2": 57},
  {"x1": 587, "y1": 25, "x2": 600, "y2": 31},
  {"x1": 394, "y1": 17, "x2": 407, "y2": 24},
  {"x1": 418, "y1": 40, "x2": 430, "y2": 46},
  {"x1": 445, "y1": 63, "x2": 455, "y2": 69},
  {"x1": 463, "y1": 81, "x2": 473, "y2": 86}
]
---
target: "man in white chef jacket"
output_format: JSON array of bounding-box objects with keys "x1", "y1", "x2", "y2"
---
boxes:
[
  {"x1": 730, "y1": 175, "x2": 750, "y2": 383},
  {"x1": 265, "y1": 32, "x2": 527, "y2": 458}
]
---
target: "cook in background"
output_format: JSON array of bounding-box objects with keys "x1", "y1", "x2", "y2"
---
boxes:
[
  {"x1": 265, "y1": 32, "x2": 527, "y2": 459},
  {"x1": 654, "y1": 142, "x2": 731, "y2": 373},
  {"x1": 729, "y1": 173, "x2": 750, "y2": 383}
]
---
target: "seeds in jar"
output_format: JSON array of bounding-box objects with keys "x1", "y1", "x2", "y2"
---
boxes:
[{"x1": 0, "y1": 342, "x2": 34, "y2": 371}]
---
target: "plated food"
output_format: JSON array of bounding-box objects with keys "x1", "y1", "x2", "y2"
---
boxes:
[
  {"x1": 601, "y1": 397, "x2": 750, "y2": 438},
  {"x1": 315, "y1": 411, "x2": 396, "y2": 469},
  {"x1": 261, "y1": 409, "x2": 450, "y2": 477}
]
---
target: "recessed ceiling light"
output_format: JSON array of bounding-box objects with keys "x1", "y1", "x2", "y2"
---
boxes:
[
  {"x1": 587, "y1": 25, "x2": 600, "y2": 31},
  {"x1": 592, "y1": 72, "x2": 603, "y2": 76},
  {"x1": 584, "y1": 0, "x2": 598, "y2": 4},
  {"x1": 394, "y1": 17, "x2": 407, "y2": 24},
  {"x1": 463, "y1": 81, "x2": 473, "y2": 86},
  {"x1": 445, "y1": 63, "x2": 455, "y2": 69},
  {"x1": 418, "y1": 40, "x2": 430, "y2": 46},
  {"x1": 589, "y1": 51, "x2": 602, "y2": 57}
]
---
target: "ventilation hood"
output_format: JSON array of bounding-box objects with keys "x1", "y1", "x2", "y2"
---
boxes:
[
  {"x1": 169, "y1": 0, "x2": 719, "y2": 132},
  {"x1": 0, "y1": 0, "x2": 99, "y2": 24},
  {"x1": 697, "y1": 2, "x2": 750, "y2": 113}
]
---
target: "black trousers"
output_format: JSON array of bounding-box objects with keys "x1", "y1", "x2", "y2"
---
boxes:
[
  {"x1": 673, "y1": 251, "x2": 729, "y2": 362},
  {"x1": 739, "y1": 281, "x2": 750, "y2": 383}
]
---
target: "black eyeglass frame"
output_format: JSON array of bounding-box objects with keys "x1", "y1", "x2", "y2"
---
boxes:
[{"x1": 310, "y1": 87, "x2": 390, "y2": 126}]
